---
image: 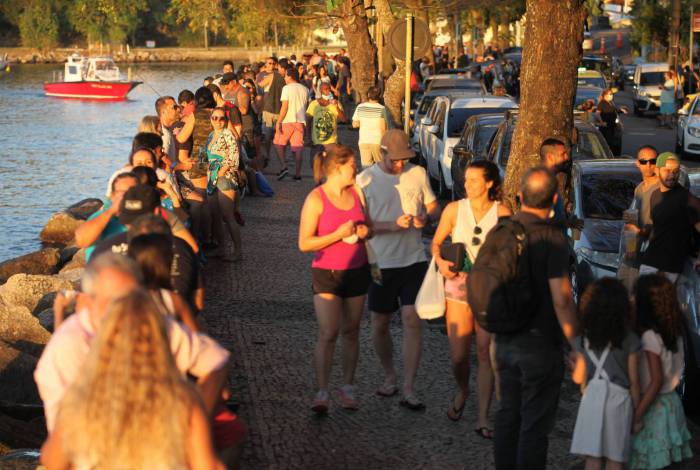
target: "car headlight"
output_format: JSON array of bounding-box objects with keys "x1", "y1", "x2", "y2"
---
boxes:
[
  {"x1": 638, "y1": 90, "x2": 647, "y2": 97},
  {"x1": 688, "y1": 127, "x2": 700, "y2": 137},
  {"x1": 579, "y1": 247, "x2": 619, "y2": 270}
]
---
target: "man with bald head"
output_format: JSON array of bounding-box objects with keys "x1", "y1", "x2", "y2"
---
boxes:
[{"x1": 491, "y1": 167, "x2": 578, "y2": 470}]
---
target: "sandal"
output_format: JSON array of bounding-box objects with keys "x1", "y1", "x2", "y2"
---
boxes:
[
  {"x1": 399, "y1": 393, "x2": 425, "y2": 411},
  {"x1": 447, "y1": 395, "x2": 466, "y2": 422},
  {"x1": 337, "y1": 385, "x2": 359, "y2": 410},
  {"x1": 376, "y1": 383, "x2": 398, "y2": 398},
  {"x1": 311, "y1": 390, "x2": 329, "y2": 415},
  {"x1": 474, "y1": 427, "x2": 494, "y2": 440}
]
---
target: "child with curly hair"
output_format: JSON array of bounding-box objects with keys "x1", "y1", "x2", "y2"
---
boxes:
[
  {"x1": 630, "y1": 274, "x2": 693, "y2": 469},
  {"x1": 570, "y1": 277, "x2": 642, "y2": 469}
]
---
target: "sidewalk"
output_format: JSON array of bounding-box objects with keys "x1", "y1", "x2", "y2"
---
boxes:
[{"x1": 201, "y1": 125, "x2": 700, "y2": 469}]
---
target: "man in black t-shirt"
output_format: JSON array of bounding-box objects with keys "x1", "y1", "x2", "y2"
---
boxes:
[
  {"x1": 640, "y1": 152, "x2": 700, "y2": 282},
  {"x1": 492, "y1": 167, "x2": 578, "y2": 470}
]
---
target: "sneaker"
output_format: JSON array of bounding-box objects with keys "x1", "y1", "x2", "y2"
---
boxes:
[
  {"x1": 277, "y1": 167, "x2": 289, "y2": 180},
  {"x1": 337, "y1": 385, "x2": 359, "y2": 410},
  {"x1": 293, "y1": 175, "x2": 302, "y2": 181},
  {"x1": 311, "y1": 390, "x2": 330, "y2": 414}
]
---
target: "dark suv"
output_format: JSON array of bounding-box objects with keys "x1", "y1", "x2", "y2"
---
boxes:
[
  {"x1": 486, "y1": 112, "x2": 615, "y2": 179},
  {"x1": 450, "y1": 113, "x2": 506, "y2": 200}
]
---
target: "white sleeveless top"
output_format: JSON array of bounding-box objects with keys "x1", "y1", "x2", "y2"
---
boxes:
[{"x1": 452, "y1": 199, "x2": 500, "y2": 262}]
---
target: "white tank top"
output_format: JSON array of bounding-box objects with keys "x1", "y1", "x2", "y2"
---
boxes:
[{"x1": 452, "y1": 199, "x2": 500, "y2": 261}]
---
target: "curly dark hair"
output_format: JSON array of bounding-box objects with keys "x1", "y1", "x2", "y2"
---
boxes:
[
  {"x1": 579, "y1": 277, "x2": 631, "y2": 350},
  {"x1": 635, "y1": 274, "x2": 683, "y2": 352}
]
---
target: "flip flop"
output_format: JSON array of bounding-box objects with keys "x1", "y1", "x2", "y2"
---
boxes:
[
  {"x1": 376, "y1": 384, "x2": 398, "y2": 397},
  {"x1": 474, "y1": 427, "x2": 494, "y2": 440},
  {"x1": 447, "y1": 396, "x2": 466, "y2": 422},
  {"x1": 399, "y1": 394, "x2": 425, "y2": 411}
]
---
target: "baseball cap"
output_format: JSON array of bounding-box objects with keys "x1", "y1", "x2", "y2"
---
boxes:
[
  {"x1": 118, "y1": 184, "x2": 161, "y2": 225},
  {"x1": 380, "y1": 129, "x2": 415, "y2": 160},
  {"x1": 656, "y1": 151, "x2": 680, "y2": 168},
  {"x1": 220, "y1": 72, "x2": 237, "y2": 84}
]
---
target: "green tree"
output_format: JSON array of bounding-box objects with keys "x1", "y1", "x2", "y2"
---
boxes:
[
  {"x1": 168, "y1": 0, "x2": 226, "y2": 48},
  {"x1": 69, "y1": 0, "x2": 147, "y2": 46},
  {"x1": 19, "y1": 0, "x2": 59, "y2": 49}
]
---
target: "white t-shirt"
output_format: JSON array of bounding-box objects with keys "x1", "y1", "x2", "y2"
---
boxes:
[
  {"x1": 357, "y1": 163, "x2": 436, "y2": 269},
  {"x1": 280, "y1": 82, "x2": 309, "y2": 124},
  {"x1": 352, "y1": 102, "x2": 388, "y2": 145},
  {"x1": 639, "y1": 329, "x2": 684, "y2": 394}
]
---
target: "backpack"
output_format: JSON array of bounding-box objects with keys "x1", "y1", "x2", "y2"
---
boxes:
[
  {"x1": 467, "y1": 218, "x2": 537, "y2": 334},
  {"x1": 315, "y1": 106, "x2": 335, "y2": 142}
]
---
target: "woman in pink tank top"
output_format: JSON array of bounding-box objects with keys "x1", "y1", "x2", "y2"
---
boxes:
[{"x1": 298, "y1": 144, "x2": 372, "y2": 414}]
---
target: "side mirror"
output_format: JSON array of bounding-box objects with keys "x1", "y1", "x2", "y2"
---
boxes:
[
  {"x1": 679, "y1": 108, "x2": 689, "y2": 117},
  {"x1": 453, "y1": 145, "x2": 473, "y2": 161},
  {"x1": 421, "y1": 117, "x2": 433, "y2": 126},
  {"x1": 428, "y1": 124, "x2": 440, "y2": 134}
]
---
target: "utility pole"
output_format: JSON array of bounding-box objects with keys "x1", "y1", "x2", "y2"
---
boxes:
[
  {"x1": 669, "y1": 0, "x2": 681, "y2": 70},
  {"x1": 204, "y1": 20, "x2": 209, "y2": 49}
]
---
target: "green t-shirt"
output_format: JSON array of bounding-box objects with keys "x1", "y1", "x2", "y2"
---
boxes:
[{"x1": 307, "y1": 100, "x2": 341, "y2": 145}]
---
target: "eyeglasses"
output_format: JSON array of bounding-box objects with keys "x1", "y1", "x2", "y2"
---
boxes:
[
  {"x1": 638, "y1": 158, "x2": 657, "y2": 165},
  {"x1": 211, "y1": 115, "x2": 226, "y2": 121}
]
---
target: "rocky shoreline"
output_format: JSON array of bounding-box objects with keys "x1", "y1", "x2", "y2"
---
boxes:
[{"x1": 0, "y1": 198, "x2": 103, "y2": 465}]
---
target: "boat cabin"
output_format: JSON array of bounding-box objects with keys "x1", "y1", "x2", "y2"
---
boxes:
[{"x1": 64, "y1": 55, "x2": 121, "y2": 82}]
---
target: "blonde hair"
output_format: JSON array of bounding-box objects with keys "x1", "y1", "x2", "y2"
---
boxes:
[
  {"x1": 138, "y1": 115, "x2": 162, "y2": 135},
  {"x1": 312, "y1": 144, "x2": 355, "y2": 184},
  {"x1": 58, "y1": 290, "x2": 197, "y2": 469}
]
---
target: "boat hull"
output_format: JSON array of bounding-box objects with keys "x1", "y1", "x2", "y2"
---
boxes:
[{"x1": 43, "y1": 81, "x2": 141, "y2": 100}]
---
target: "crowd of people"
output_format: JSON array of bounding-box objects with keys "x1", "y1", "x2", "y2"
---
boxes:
[{"x1": 28, "y1": 48, "x2": 697, "y2": 470}]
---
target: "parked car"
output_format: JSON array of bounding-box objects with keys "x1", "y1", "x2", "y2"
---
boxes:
[
  {"x1": 421, "y1": 95, "x2": 517, "y2": 198},
  {"x1": 581, "y1": 55, "x2": 613, "y2": 85},
  {"x1": 575, "y1": 85, "x2": 604, "y2": 107},
  {"x1": 676, "y1": 169, "x2": 700, "y2": 411},
  {"x1": 633, "y1": 62, "x2": 668, "y2": 115},
  {"x1": 425, "y1": 76, "x2": 485, "y2": 93},
  {"x1": 676, "y1": 95, "x2": 700, "y2": 159},
  {"x1": 450, "y1": 114, "x2": 506, "y2": 200},
  {"x1": 568, "y1": 160, "x2": 641, "y2": 301},
  {"x1": 577, "y1": 69, "x2": 608, "y2": 89},
  {"x1": 485, "y1": 111, "x2": 614, "y2": 180},
  {"x1": 620, "y1": 64, "x2": 636, "y2": 90}
]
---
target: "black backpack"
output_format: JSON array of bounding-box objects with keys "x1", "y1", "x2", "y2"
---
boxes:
[{"x1": 467, "y1": 218, "x2": 537, "y2": 334}]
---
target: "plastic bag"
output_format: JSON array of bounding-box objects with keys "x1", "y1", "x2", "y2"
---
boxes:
[{"x1": 415, "y1": 256, "x2": 445, "y2": 320}]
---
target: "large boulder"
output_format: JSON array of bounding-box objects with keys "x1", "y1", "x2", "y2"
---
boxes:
[
  {"x1": 0, "y1": 274, "x2": 73, "y2": 313},
  {"x1": 0, "y1": 248, "x2": 61, "y2": 283},
  {"x1": 59, "y1": 248, "x2": 86, "y2": 274},
  {"x1": 65, "y1": 198, "x2": 103, "y2": 220},
  {"x1": 39, "y1": 212, "x2": 85, "y2": 245},
  {"x1": 0, "y1": 341, "x2": 41, "y2": 404},
  {"x1": 0, "y1": 298, "x2": 50, "y2": 357}
]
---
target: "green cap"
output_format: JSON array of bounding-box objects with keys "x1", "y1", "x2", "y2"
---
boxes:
[{"x1": 656, "y1": 151, "x2": 680, "y2": 168}]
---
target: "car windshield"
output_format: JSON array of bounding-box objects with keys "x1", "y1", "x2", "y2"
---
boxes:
[
  {"x1": 640, "y1": 72, "x2": 665, "y2": 86},
  {"x1": 581, "y1": 172, "x2": 639, "y2": 220},
  {"x1": 581, "y1": 58, "x2": 610, "y2": 75},
  {"x1": 448, "y1": 108, "x2": 510, "y2": 137},
  {"x1": 430, "y1": 80, "x2": 482, "y2": 91},
  {"x1": 577, "y1": 77, "x2": 605, "y2": 88},
  {"x1": 418, "y1": 96, "x2": 436, "y2": 115},
  {"x1": 473, "y1": 123, "x2": 500, "y2": 155},
  {"x1": 572, "y1": 128, "x2": 613, "y2": 159}
]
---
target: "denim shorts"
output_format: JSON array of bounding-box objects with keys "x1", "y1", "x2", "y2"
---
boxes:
[{"x1": 216, "y1": 176, "x2": 238, "y2": 192}]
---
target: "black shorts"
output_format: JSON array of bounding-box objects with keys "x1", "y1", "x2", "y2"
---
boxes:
[
  {"x1": 312, "y1": 266, "x2": 371, "y2": 298},
  {"x1": 368, "y1": 261, "x2": 428, "y2": 313}
]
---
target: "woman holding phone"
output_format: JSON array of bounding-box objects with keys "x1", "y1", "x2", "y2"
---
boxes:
[{"x1": 430, "y1": 160, "x2": 510, "y2": 435}]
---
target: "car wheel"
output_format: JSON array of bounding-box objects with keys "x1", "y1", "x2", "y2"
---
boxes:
[{"x1": 633, "y1": 103, "x2": 643, "y2": 117}]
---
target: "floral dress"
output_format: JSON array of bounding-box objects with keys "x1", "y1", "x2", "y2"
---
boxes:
[{"x1": 205, "y1": 128, "x2": 240, "y2": 194}]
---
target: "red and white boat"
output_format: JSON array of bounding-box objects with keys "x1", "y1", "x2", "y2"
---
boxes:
[{"x1": 44, "y1": 55, "x2": 141, "y2": 100}]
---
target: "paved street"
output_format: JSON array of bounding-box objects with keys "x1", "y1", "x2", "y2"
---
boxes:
[{"x1": 199, "y1": 122, "x2": 700, "y2": 469}]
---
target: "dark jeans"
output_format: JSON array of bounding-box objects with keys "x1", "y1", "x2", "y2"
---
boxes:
[{"x1": 492, "y1": 331, "x2": 564, "y2": 470}]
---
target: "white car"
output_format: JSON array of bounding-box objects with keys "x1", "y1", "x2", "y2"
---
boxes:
[
  {"x1": 677, "y1": 95, "x2": 700, "y2": 158},
  {"x1": 633, "y1": 62, "x2": 667, "y2": 116},
  {"x1": 420, "y1": 95, "x2": 517, "y2": 197}
]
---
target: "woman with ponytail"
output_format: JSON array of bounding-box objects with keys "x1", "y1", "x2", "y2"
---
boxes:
[{"x1": 298, "y1": 144, "x2": 372, "y2": 414}]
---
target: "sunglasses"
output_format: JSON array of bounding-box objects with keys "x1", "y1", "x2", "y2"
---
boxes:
[
  {"x1": 638, "y1": 158, "x2": 657, "y2": 165},
  {"x1": 211, "y1": 115, "x2": 227, "y2": 121},
  {"x1": 472, "y1": 226, "x2": 483, "y2": 246}
]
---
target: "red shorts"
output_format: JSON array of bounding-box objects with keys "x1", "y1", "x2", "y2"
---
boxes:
[
  {"x1": 273, "y1": 122, "x2": 305, "y2": 151},
  {"x1": 212, "y1": 408, "x2": 247, "y2": 450}
]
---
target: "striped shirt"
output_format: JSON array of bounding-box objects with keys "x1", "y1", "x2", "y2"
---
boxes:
[{"x1": 352, "y1": 102, "x2": 388, "y2": 145}]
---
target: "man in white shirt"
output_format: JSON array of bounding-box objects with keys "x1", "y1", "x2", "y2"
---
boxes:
[
  {"x1": 273, "y1": 66, "x2": 309, "y2": 181},
  {"x1": 352, "y1": 85, "x2": 389, "y2": 168},
  {"x1": 356, "y1": 129, "x2": 440, "y2": 410}
]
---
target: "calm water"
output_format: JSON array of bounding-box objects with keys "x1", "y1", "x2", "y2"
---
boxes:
[{"x1": 0, "y1": 62, "x2": 222, "y2": 262}]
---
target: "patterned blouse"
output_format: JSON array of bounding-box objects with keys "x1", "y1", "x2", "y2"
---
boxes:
[{"x1": 207, "y1": 128, "x2": 240, "y2": 183}]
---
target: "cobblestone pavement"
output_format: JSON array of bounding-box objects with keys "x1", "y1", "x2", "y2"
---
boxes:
[{"x1": 201, "y1": 126, "x2": 700, "y2": 469}]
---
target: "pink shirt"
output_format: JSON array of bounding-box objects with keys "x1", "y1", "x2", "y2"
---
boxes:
[
  {"x1": 312, "y1": 187, "x2": 368, "y2": 270},
  {"x1": 34, "y1": 309, "x2": 230, "y2": 432}
]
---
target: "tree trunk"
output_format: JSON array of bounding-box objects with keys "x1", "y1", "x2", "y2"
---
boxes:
[
  {"x1": 338, "y1": 0, "x2": 377, "y2": 103},
  {"x1": 669, "y1": 0, "x2": 681, "y2": 69},
  {"x1": 204, "y1": 20, "x2": 209, "y2": 49},
  {"x1": 375, "y1": 0, "x2": 403, "y2": 125},
  {"x1": 502, "y1": 0, "x2": 586, "y2": 207}
]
